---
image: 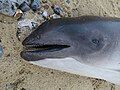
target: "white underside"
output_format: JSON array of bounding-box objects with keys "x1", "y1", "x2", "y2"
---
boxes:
[{"x1": 30, "y1": 58, "x2": 120, "y2": 85}]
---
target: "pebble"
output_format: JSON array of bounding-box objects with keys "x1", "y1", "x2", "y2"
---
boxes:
[
  {"x1": 16, "y1": 26, "x2": 31, "y2": 41},
  {"x1": 16, "y1": 18, "x2": 39, "y2": 41},
  {"x1": 50, "y1": 14, "x2": 61, "y2": 19},
  {"x1": 30, "y1": 0, "x2": 42, "y2": 12},
  {"x1": 65, "y1": 0, "x2": 70, "y2": 4},
  {"x1": 19, "y1": 1, "x2": 30, "y2": 12},
  {"x1": 43, "y1": 4, "x2": 49, "y2": 9},
  {"x1": 51, "y1": 5, "x2": 64, "y2": 16},
  {"x1": 42, "y1": 10, "x2": 48, "y2": 19},
  {"x1": 10, "y1": 0, "x2": 26, "y2": 6},
  {"x1": 31, "y1": 22, "x2": 39, "y2": 29},
  {"x1": 14, "y1": 9, "x2": 23, "y2": 19},
  {"x1": 42, "y1": 0, "x2": 48, "y2": 3},
  {"x1": 0, "y1": 45, "x2": 3, "y2": 58},
  {"x1": 0, "y1": 0, "x2": 17, "y2": 16},
  {"x1": 17, "y1": 18, "x2": 38, "y2": 29}
]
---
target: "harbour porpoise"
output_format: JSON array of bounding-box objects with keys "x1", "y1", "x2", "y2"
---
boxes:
[{"x1": 21, "y1": 16, "x2": 120, "y2": 85}]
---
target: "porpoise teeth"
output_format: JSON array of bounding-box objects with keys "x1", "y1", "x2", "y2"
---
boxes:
[
  {"x1": 26, "y1": 44, "x2": 43, "y2": 48},
  {"x1": 33, "y1": 44, "x2": 42, "y2": 47}
]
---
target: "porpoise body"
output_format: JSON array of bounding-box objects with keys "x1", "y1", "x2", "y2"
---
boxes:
[{"x1": 21, "y1": 16, "x2": 120, "y2": 85}]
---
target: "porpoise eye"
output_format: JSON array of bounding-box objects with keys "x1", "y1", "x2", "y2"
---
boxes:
[
  {"x1": 90, "y1": 38, "x2": 104, "y2": 51},
  {"x1": 92, "y1": 39, "x2": 100, "y2": 45}
]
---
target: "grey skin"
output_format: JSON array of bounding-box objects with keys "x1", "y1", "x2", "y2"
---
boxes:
[{"x1": 21, "y1": 16, "x2": 120, "y2": 69}]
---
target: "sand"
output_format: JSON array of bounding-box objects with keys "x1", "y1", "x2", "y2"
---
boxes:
[{"x1": 0, "y1": 0, "x2": 120, "y2": 90}]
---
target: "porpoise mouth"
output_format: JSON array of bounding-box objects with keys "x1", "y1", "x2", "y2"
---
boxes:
[
  {"x1": 24, "y1": 44, "x2": 70, "y2": 52},
  {"x1": 21, "y1": 42, "x2": 71, "y2": 61}
]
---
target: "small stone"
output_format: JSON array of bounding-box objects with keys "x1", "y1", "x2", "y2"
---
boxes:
[
  {"x1": 10, "y1": 0, "x2": 26, "y2": 6},
  {"x1": 0, "y1": 45, "x2": 3, "y2": 58},
  {"x1": 42, "y1": 10, "x2": 48, "y2": 19},
  {"x1": 16, "y1": 26, "x2": 30, "y2": 41},
  {"x1": 31, "y1": 22, "x2": 39, "y2": 29},
  {"x1": 19, "y1": 1, "x2": 30, "y2": 12},
  {"x1": 17, "y1": 18, "x2": 38, "y2": 29},
  {"x1": 5, "y1": 83, "x2": 17, "y2": 90},
  {"x1": 17, "y1": 18, "x2": 39, "y2": 41},
  {"x1": 21, "y1": 88, "x2": 26, "y2": 90},
  {"x1": 43, "y1": 4, "x2": 49, "y2": 9},
  {"x1": 42, "y1": 0, "x2": 48, "y2": 3},
  {"x1": 50, "y1": 14, "x2": 61, "y2": 19},
  {"x1": 0, "y1": 0, "x2": 17, "y2": 16},
  {"x1": 51, "y1": 5, "x2": 64, "y2": 16},
  {"x1": 14, "y1": 9, "x2": 23, "y2": 19},
  {"x1": 66, "y1": 0, "x2": 70, "y2": 4},
  {"x1": 30, "y1": 0, "x2": 42, "y2": 12}
]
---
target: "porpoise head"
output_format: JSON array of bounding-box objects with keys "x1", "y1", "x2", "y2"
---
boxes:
[
  {"x1": 21, "y1": 16, "x2": 120, "y2": 64},
  {"x1": 20, "y1": 16, "x2": 120, "y2": 85}
]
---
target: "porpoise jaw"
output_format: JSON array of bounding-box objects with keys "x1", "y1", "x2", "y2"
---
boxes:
[{"x1": 21, "y1": 16, "x2": 120, "y2": 85}]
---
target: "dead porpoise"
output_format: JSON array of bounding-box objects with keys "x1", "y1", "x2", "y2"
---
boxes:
[{"x1": 21, "y1": 16, "x2": 120, "y2": 85}]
